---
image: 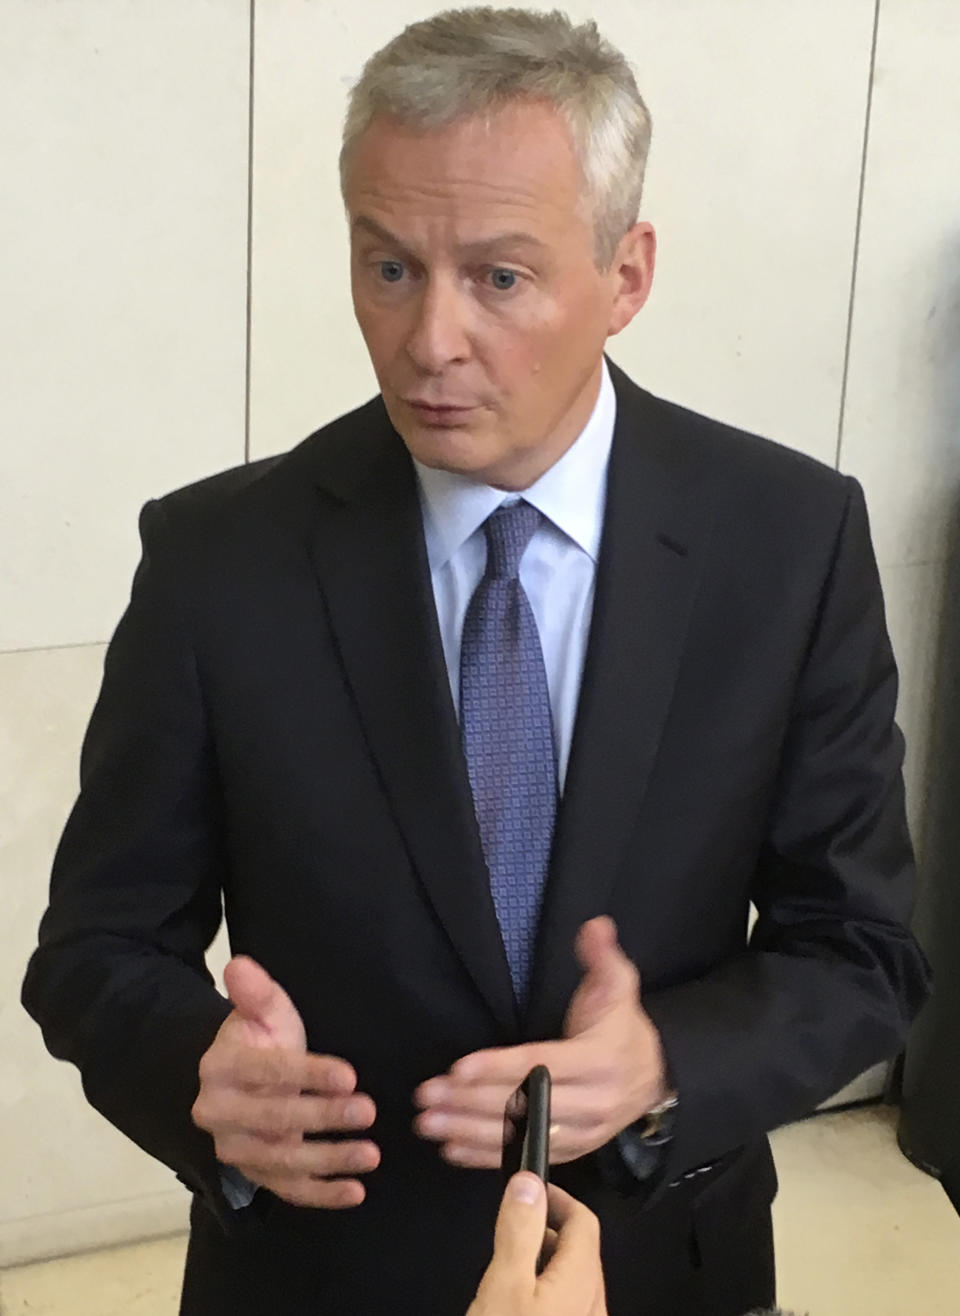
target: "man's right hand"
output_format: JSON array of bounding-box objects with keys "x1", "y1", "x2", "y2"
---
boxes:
[{"x1": 191, "y1": 955, "x2": 379, "y2": 1208}]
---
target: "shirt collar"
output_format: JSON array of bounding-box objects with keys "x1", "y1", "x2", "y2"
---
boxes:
[{"x1": 413, "y1": 358, "x2": 617, "y2": 571}]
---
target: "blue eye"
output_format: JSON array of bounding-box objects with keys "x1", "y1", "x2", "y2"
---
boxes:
[
  {"x1": 379, "y1": 260, "x2": 405, "y2": 283},
  {"x1": 489, "y1": 268, "x2": 518, "y2": 291}
]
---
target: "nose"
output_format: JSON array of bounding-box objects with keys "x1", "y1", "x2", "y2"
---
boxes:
[{"x1": 405, "y1": 275, "x2": 470, "y2": 372}]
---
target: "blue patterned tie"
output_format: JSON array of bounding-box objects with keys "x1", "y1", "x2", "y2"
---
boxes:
[{"x1": 460, "y1": 501, "x2": 558, "y2": 1004}]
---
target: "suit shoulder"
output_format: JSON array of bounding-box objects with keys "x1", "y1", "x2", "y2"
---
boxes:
[
  {"x1": 651, "y1": 391, "x2": 847, "y2": 494},
  {"x1": 152, "y1": 454, "x2": 281, "y2": 519},
  {"x1": 610, "y1": 362, "x2": 846, "y2": 497},
  {"x1": 622, "y1": 384, "x2": 858, "y2": 545}
]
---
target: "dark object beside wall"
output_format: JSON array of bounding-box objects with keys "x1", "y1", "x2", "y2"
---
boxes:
[{"x1": 897, "y1": 526, "x2": 960, "y2": 1215}]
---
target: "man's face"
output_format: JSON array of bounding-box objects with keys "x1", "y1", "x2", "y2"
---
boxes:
[{"x1": 345, "y1": 100, "x2": 655, "y2": 490}]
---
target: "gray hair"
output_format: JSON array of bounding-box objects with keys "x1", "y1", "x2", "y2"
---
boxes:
[{"x1": 339, "y1": 6, "x2": 652, "y2": 268}]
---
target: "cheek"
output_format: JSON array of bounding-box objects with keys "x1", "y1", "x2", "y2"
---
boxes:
[
  {"x1": 483, "y1": 304, "x2": 556, "y2": 375},
  {"x1": 354, "y1": 304, "x2": 406, "y2": 365},
  {"x1": 502, "y1": 283, "x2": 603, "y2": 363}
]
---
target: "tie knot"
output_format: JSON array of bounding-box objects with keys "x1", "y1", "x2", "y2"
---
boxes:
[{"x1": 483, "y1": 501, "x2": 542, "y2": 580}]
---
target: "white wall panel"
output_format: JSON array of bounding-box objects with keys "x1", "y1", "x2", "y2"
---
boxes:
[
  {"x1": 839, "y1": 0, "x2": 960, "y2": 569},
  {"x1": 0, "y1": 1, "x2": 251, "y2": 652},
  {"x1": 597, "y1": 0, "x2": 875, "y2": 460},
  {"x1": 2, "y1": 637, "x2": 232, "y2": 1265},
  {"x1": 249, "y1": 0, "x2": 875, "y2": 463},
  {"x1": 0, "y1": 646, "x2": 190, "y2": 1265}
]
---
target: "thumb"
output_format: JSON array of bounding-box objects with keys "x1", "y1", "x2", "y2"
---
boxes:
[
  {"x1": 489, "y1": 1174, "x2": 547, "y2": 1291},
  {"x1": 566, "y1": 918, "x2": 639, "y2": 1033},
  {"x1": 223, "y1": 955, "x2": 306, "y2": 1050},
  {"x1": 468, "y1": 1175, "x2": 546, "y2": 1311},
  {"x1": 575, "y1": 915, "x2": 618, "y2": 969}
]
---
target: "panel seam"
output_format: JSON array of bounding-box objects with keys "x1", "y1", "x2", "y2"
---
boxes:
[
  {"x1": 835, "y1": 0, "x2": 882, "y2": 471},
  {"x1": 243, "y1": 0, "x2": 256, "y2": 464}
]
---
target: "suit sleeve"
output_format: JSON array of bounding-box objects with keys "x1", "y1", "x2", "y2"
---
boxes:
[
  {"x1": 21, "y1": 499, "x2": 241, "y2": 1231},
  {"x1": 640, "y1": 476, "x2": 932, "y2": 1186}
]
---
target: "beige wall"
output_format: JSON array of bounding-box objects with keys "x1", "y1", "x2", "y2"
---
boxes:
[
  {"x1": 1, "y1": 0, "x2": 250, "y2": 1266},
  {"x1": 2, "y1": 0, "x2": 957, "y2": 1265}
]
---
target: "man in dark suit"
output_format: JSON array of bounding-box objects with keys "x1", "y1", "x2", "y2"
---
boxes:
[{"x1": 23, "y1": 9, "x2": 930, "y2": 1316}]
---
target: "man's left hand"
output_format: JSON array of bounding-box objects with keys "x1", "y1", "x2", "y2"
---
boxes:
[{"x1": 413, "y1": 917, "x2": 669, "y2": 1168}]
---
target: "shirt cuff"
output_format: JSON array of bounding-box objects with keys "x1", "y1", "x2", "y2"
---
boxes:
[
  {"x1": 615, "y1": 1122, "x2": 671, "y2": 1183},
  {"x1": 219, "y1": 1163, "x2": 259, "y2": 1210}
]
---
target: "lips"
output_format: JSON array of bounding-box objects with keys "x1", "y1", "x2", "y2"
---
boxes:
[
  {"x1": 408, "y1": 401, "x2": 475, "y2": 411},
  {"x1": 407, "y1": 400, "x2": 476, "y2": 425}
]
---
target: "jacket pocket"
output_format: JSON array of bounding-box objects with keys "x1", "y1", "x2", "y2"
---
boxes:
[{"x1": 688, "y1": 1137, "x2": 778, "y2": 1271}]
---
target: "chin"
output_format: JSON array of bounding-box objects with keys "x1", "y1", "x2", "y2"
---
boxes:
[{"x1": 399, "y1": 428, "x2": 501, "y2": 480}]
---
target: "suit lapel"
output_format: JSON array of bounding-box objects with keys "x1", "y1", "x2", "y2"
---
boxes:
[
  {"x1": 525, "y1": 367, "x2": 719, "y2": 1040},
  {"x1": 306, "y1": 401, "x2": 519, "y2": 1038}
]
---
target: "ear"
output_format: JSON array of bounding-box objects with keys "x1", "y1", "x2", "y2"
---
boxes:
[{"x1": 607, "y1": 221, "x2": 656, "y2": 337}]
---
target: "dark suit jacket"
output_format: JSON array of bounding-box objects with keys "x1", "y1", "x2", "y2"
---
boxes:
[{"x1": 23, "y1": 361, "x2": 931, "y2": 1316}]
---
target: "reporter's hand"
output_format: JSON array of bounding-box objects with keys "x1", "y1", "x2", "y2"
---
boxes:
[
  {"x1": 190, "y1": 955, "x2": 379, "y2": 1208},
  {"x1": 467, "y1": 1174, "x2": 607, "y2": 1316}
]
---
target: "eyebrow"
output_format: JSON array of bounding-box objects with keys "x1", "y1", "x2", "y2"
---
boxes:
[{"x1": 351, "y1": 215, "x2": 548, "y2": 258}]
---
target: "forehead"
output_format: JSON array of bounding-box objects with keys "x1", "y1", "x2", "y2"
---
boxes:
[{"x1": 345, "y1": 101, "x2": 590, "y2": 238}]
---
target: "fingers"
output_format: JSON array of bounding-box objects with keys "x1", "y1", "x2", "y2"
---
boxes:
[
  {"x1": 416, "y1": 1079, "x2": 608, "y2": 1128},
  {"x1": 193, "y1": 1021, "x2": 383, "y2": 1211},
  {"x1": 537, "y1": 1185, "x2": 605, "y2": 1308},
  {"x1": 415, "y1": 1109, "x2": 505, "y2": 1149},
  {"x1": 448, "y1": 1045, "x2": 540, "y2": 1084},
  {"x1": 216, "y1": 1131, "x2": 380, "y2": 1182},
  {"x1": 414, "y1": 1070, "x2": 612, "y2": 1168},
  {"x1": 545, "y1": 1183, "x2": 586, "y2": 1231},
  {"x1": 256, "y1": 1174, "x2": 368, "y2": 1210},
  {"x1": 433, "y1": 1133, "x2": 594, "y2": 1169},
  {"x1": 416, "y1": 1112, "x2": 604, "y2": 1166},
  {"x1": 195, "y1": 1088, "x2": 376, "y2": 1141},
  {"x1": 435, "y1": 1141, "x2": 588, "y2": 1170},
  {"x1": 439, "y1": 1143, "x2": 502, "y2": 1169},
  {"x1": 415, "y1": 1081, "x2": 510, "y2": 1115},
  {"x1": 198, "y1": 1043, "x2": 358, "y2": 1097},
  {"x1": 543, "y1": 1184, "x2": 602, "y2": 1267},
  {"x1": 441, "y1": 1038, "x2": 589, "y2": 1088},
  {"x1": 540, "y1": 1225, "x2": 560, "y2": 1265}
]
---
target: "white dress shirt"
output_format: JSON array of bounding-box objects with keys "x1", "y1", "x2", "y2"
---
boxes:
[{"x1": 413, "y1": 358, "x2": 617, "y2": 791}]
